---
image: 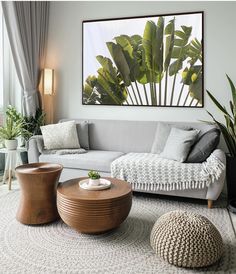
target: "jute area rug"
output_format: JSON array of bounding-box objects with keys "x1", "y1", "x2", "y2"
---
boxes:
[{"x1": 0, "y1": 190, "x2": 235, "y2": 274}]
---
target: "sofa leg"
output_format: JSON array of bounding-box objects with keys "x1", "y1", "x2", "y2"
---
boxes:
[{"x1": 208, "y1": 199, "x2": 213, "y2": 209}]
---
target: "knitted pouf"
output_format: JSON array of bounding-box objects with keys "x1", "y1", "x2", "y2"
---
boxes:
[{"x1": 150, "y1": 210, "x2": 223, "y2": 268}]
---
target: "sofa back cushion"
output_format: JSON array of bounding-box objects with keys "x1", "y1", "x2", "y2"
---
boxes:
[
  {"x1": 88, "y1": 119, "x2": 157, "y2": 153},
  {"x1": 59, "y1": 119, "x2": 218, "y2": 154},
  {"x1": 76, "y1": 121, "x2": 89, "y2": 150}
]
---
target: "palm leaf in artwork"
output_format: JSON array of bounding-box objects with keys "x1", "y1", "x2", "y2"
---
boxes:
[
  {"x1": 106, "y1": 42, "x2": 131, "y2": 87},
  {"x1": 114, "y1": 35, "x2": 144, "y2": 104},
  {"x1": 83, "y1": 56, "x2": 128, "y2": 105},
  {"x1": 142, "y1": 18, "x2": 165, "y2": 105},
  {"x1": 179, "y1": 38, "x2": 203, "y2": 106},
  {"x1": 163, "y1": 18, "x2": 175, "y2": 105},
  {"x1": 83, "y1": 16, "x2": 203, "y2": 107},
  {"x1": 83, "y1": 76, "x2": 99, "y2": 104},
  {"x1": 169, "y1": 25, "x2": 192, "y2": 105}
]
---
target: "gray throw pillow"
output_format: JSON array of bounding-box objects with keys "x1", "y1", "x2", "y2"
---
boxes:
[
  {"x1": 159, "y1": 127, "x2": 200, "y2": 162},
  {"x1": 76, "y1": 121, "x2": 89, "y2": 150},
  {"x1": 186, "y1": 128, "x2": 220, "y2": 163},
  {"x1": 151, "y1": 122, "x2": 192, "y2": 154}
]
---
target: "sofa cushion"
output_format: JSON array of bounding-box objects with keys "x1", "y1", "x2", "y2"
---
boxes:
[
  {"x1": 159, "y1": 128, "x2": 199, "y2": 162},
  {"x1": 39, "y1": 150, "x2": 124, "y2": 172},
  {"x1": 41, "y1": 121, "x2": 80, "y2": 150},
  {"x1": 186, "y1": 128, "x2": 220, "y2": 163},
  {"x1": 151, "y1": 122, "x2": 192, "y2": 154},
  {"x1": 76, "y1": 121, "x2": 89, "y2": 150}
]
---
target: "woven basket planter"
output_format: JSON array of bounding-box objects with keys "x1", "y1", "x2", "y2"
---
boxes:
[{"x1": 150, "y1": 210, "x2": 223, "y2": 268}]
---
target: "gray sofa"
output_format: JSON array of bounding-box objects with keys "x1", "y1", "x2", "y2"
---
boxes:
[{"x1": 28, "y1": 119, "x2": 226, "y2": 206}]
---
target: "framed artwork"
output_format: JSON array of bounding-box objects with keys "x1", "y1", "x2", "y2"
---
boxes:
[{"x1": 82, "y1": 11, "x2": 203, "y2": 107}]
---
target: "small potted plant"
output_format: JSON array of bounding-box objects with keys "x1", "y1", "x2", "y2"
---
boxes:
[
  {"x1": 0, "y1": 106, "x2": 29, "y2": 150},
  {"x1": 88, "y1": 170, "x2": 101, "y2": 186}
]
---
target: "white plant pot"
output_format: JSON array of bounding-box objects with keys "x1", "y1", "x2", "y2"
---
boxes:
[
  {"x1": 5, "y1": 139, "x2": 18, "y2": 150},
  {"x1": 89, "y1": 178, "x2": 100, "y2": 186}
]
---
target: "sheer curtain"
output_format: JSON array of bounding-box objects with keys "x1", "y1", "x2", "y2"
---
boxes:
[
  {"x1": 2, "y1": 1, "x2": 49, "y2": 117},
  {"x1": 0, "y1": 5, "x2": 21, "y2": 120}
]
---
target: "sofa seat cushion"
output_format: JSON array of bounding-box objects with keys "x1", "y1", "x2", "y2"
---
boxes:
[{"x1": 39, "y1": 150, "x2": 124, "y2": 172}]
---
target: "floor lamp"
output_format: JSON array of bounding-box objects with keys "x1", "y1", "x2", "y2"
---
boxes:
[{"x1": 42, "y1": 68, "x2": 54, "y2": 124}]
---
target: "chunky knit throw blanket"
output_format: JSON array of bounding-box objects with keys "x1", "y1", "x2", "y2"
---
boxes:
[{"x1": 111, "y1": 152, "x2": 225, "y2": 191}]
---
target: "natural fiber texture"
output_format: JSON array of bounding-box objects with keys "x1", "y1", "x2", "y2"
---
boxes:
[
  {"x1": 150, "y1": 210, "x2": 223, "y2": 268},
  {"x1": 0, "y1": 190, "x2": 235, "y2": 273},
  {"x1": 111, "y1": 152, "x2": 225, "y2": 191}
]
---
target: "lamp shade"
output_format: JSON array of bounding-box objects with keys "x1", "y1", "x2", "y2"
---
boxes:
[{"x1": 43, "y1": 68, "x2": 54, "y2": 95}]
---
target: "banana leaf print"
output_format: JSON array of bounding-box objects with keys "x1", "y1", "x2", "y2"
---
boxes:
[{"x1": 83, "y1": 13, "x2": 203, "y2": 107}]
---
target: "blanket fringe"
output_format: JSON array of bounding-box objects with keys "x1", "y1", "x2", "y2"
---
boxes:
[{"x1": 201, "y1": 153, "x2": 225, "y2": 182}]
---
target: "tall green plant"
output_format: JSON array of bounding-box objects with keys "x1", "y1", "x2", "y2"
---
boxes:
[
  {"x1": 206, "y1": 75, "x2": 236, "y2": 157},
  {"x1": 22, "y1": 108, "x2": 46, "y2": 141}
]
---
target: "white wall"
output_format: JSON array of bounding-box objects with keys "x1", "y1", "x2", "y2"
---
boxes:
[{"x1": 46, "y1": 1, "x2": 236, "y2": 123}]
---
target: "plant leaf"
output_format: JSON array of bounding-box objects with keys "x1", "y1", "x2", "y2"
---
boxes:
[
  {"x1": 226, "y1": 74, "x2": 236, "y2": 110},
  {"x1": 169, "y1": 59, "x2": 183, "y2": 76},
  {"x1": 207, "y1": 111, "x2": 236, "y2": 156},
  {"x1": 164, "y1": 19, "x2": 175, "y2": 71},
  {"x1": 206, "y1": 90, "x2": 232, "y2": 118},
  {"x1": 142, "y1": 20, "x2": 159, "y2": 73},
  {"x1": 106, "y1": 42, "x2": 131, "y2": 86},
  {"x1": 189, "y1": 73, "x2": 203, "y2": 104}
]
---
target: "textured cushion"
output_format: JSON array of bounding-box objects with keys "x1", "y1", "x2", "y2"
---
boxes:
[
  {"x1": 41, "y1": 121, "x2": 80, "y2": 150},
  {"x1": 39, "y1": 150, "x2": 124, "y2": 172},
  {"x1": 186, "y1": 128, "x2": 220, "y2": 163},
  {"x1": 160, "y1": 128, "x2": 199, "y2": 162},
  {"x1": 76, "y1": 121, "x2": 89, "y2": 150},
  {"x1": 150, "y1": 210, "x2": 223, "y2": 268},
  {"x1": 151, "y1": 122, "x2": 192, "y2": 154}
]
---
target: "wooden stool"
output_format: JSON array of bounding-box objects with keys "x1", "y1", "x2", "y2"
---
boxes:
[{"x1": 15, "y1": 162, "x2": 63, "y2": 225}]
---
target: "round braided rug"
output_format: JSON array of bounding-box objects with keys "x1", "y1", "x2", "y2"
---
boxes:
[
  {"x1": 0, "y1": 190, "x2": 235, "y2": 273},
  {"x1": 150, "y1": 210, "x2": 223, "y2": 268}
]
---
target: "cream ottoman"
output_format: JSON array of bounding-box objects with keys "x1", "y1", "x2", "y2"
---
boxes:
[{"x1": 150, "y1": 210, "x2": 223, "y2": 268}]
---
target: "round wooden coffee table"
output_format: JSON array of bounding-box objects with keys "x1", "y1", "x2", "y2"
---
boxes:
[
  {"x1": 57, "y1": 177, "x2": 132, "y2": 234},
  {"x1": 16, "y1": 163, "x2": 63, "y2": 225}
]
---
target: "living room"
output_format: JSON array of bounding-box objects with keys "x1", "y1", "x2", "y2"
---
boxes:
[{"x1": 0, "y1": 0, "x2": 235, "y2": 273}]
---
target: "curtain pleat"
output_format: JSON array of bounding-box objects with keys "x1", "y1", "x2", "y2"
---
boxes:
[{"x1": 1, "y1": 1, "x2": 49, "y2": 117}]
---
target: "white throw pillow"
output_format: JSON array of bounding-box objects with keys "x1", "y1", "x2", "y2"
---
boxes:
[
  {"x1": 41, "y1": 121, "x2": 80, "y2": 150},
  {"x1": 159, "y1": 127, "x2": 199, "y2": 162}
]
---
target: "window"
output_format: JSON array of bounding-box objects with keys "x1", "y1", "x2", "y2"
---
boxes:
[{"x1": 0, "y1": 5, "x2": 21, "y2": 126}]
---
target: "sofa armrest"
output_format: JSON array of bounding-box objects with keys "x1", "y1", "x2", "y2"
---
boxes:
[
  {"x1": 206, "y1": 149, "x2": 226, "y2": 201},
  {"x1": 27, "y1": 135, "x2": 44, "y2": 163}
]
